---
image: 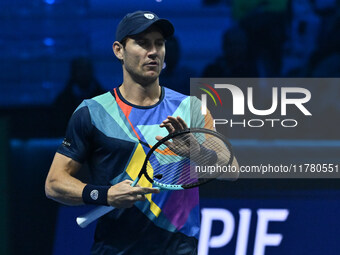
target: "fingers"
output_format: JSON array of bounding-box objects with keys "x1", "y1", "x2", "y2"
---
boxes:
[
  {"x1": 132, "y1": 183, "x2": 160, "y2": 196},
  {"x1": 176, "y1": 116, "x2": 188, "y2": 129},
  {"x1": 107, "y1": 180, "x2": 160, "y2": 208},
  {"x1": 160, "y1": 121, "x2": 175, "y2": 134},
  {"x1": 122, "y1": 179, "x2": 133, "y2": 185},
  {"x1": 132, "y1": 186, "x2": 160, "y2": 195},
  {"x1": 167, "y1": 116, "x2": 184, "y2": 130},
  {"x1": 130, "y1": 187, "x2": 160, "y2": 202},
  {"x1": 155, "y1": 135, "x2": 164, "y2": 141},
  {"x1": 135, "y1": 194, "x2": 146, "y2": 201},
  {"x1": 159, "y1": 116, "x2": 188, "y2": 133}
]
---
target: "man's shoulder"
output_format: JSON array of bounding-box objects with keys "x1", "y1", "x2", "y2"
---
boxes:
[
  {"x1": 163, "y1": 86, "x2": 189, "y2": 100},
  {"x1": 74, "y1": 91, "x2": 115, "y2": 114},
  {"x1": 163, "y1": 86, "x2": 186, "y2": 95},
  {"x1": 163, "y1": 86, "x2": 202, "y2": 106},
  {"x1": 81, "y1": 91, "x2": 114, "y2": 106},
  {"x1": 90, "y1": 90, "x2": 113, "y2": 102}
]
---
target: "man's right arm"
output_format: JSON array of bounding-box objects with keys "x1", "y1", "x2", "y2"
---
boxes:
[
  {"x1": 45, "y1": 152, "x2": 160, "y2": 208},
  {"x1": 45, "y1": 152, "x2": 87, "y2": 206}
]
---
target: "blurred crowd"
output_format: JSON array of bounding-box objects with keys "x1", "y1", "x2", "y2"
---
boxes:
[
  {"x1": 201, "y1": 0, "x2": 340, "y2": 139},
  {"x1": 0, "y1": 0, "x2": 339, "y2": 139}
]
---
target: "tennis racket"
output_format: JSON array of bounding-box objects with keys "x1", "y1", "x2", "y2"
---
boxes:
[{"x1": 76, "y1": 128, "x2": 234, "y2": 228}]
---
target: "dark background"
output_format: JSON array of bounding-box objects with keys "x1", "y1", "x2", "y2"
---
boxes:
[{"x1": 0, "y1": 0, "x2": 340, "y2": 254}]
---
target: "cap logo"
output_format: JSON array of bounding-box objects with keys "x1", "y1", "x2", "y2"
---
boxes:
[{"x1": 144, "y1": 13, "x2": 155, "y2": 20}]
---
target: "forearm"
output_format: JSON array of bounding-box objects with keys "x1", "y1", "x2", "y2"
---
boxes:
[
  {"x1": 45, "y1": 153, "x2": 86, "y2": 206},
  {"x1": 45, "y1": 153, "x2": 161, "y2": 208},
  {"x1": 45, "y1": 171, "x2": 86, "y2": 206}
]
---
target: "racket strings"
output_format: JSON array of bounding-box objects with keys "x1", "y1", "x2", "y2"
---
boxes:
[
  {"x1": 155, "y1": 140, "x2": 231, "y2": 184},
  {"x1": 145, "y1": 132, "x2": 232, "y2": 186}
]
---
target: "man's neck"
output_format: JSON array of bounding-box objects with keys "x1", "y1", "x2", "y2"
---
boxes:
[{"x1": 119, "y1": 79, "x2": 161, "y2": 106}]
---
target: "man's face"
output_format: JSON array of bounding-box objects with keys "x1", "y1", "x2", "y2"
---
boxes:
[{"x1": 122, "y1": 29, "x2": 166, "y2": 85}]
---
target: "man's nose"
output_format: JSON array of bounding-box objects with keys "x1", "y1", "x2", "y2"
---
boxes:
[{"x1": 147, "y1": 44, "x2": 158, "y2": 58}]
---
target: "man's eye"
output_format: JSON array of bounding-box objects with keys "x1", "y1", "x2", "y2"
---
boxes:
[
  {"x1": 137, "y1": 40, "x2": 146, "y2": 45},
  {"x1": 156, "y1": 41, "x2": 165, "y2": 46}
]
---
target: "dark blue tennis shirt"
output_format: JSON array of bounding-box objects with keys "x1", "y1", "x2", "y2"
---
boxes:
[{"x1": 58, "y1": 86, "x2": 214, "y2": 254}]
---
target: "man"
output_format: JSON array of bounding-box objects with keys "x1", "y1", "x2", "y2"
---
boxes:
[{"x1": 45, "y1": 11, "x2": 220, "y2": 254}]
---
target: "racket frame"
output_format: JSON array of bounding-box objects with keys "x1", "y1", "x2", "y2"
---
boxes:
[{"x1": 140, "y1": 128, "x2": 234, "y2": 190}]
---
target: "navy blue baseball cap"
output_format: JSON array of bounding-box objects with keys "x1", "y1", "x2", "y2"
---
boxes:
[{"x1": 116, "y1": 11, "x2": 174, "y2": 42}]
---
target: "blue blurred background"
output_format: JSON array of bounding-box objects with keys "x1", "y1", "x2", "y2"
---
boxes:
[
  {"x1": 0, "y1": 0, "x2": 340, "y2": 254},
  {"x1": 1, "y1": 0, "x2": 340, "y2": 139}
]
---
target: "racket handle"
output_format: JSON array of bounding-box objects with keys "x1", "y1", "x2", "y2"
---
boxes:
[
  {"x1": 76, "y1": 205, "x2": 114, "y2": 228},
  {"x1": 77, "y1": 178, "x2": 140, "y2": 228}
]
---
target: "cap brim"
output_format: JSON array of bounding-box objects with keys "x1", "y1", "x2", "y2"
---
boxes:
[{"x1": 152, "y1": 19, "x2": 175, "y2": 39}]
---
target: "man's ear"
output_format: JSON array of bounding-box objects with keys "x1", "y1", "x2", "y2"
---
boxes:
[{"x1": 113, "y1": 41, "x2": 124, "y2": 61}]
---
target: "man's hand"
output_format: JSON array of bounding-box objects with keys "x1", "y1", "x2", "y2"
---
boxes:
[
  {"x1": 156, "y1": 116, "x2": 200, "y2": 157},
  {"x1": 157, "y1": 115, "x2": 187, "y2": 134},
  {"x1": 107, "y1": 180, "x2": 160, "y2": 208}
]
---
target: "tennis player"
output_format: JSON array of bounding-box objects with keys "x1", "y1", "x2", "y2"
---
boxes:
[{"x1": 45, "y1": 10, "x2": 232, "y2": 254}]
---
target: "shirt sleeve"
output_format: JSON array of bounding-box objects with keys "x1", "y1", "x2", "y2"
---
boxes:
[
  {"x1": 57, "y1": 102, "x2": 93, "y2": 164},
  {"x1": 190, "y1": 96, "x2": 214, "y2": 130}
]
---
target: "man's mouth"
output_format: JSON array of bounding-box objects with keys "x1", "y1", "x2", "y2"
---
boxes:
[{"x1": 145, "y1": 61, "x2": 158, "y2": 66}]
